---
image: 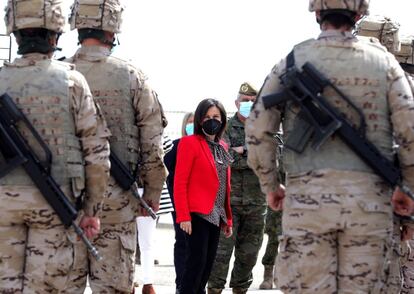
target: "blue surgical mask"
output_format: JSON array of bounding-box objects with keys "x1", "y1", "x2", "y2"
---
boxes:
[
  {"x1": 239, "y1": 101, "x2": 254, "y2": 118},
  {"x1": 185, "y1": 123, "x2": 194, "y2": 136}
]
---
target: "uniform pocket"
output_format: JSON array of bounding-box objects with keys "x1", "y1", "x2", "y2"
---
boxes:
[
  {"x1": 43, "y1": 232, "x2": 73, "y2": 290},
  {"x1": 116, "y1": 234, "x2": 136, "y2": 291},
  {"x1": 90, "y1": 232, "x2": 136, "y2": 292}
]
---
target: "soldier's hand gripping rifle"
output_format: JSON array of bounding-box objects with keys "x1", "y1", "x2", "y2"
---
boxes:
[
  {"x1": 0, "y1": 93, "x2": 102, "y2": 260},
  {"x1": 110, "y1": 151, "x2": 157, "y2": 220},
  {"x1": 262, "y1": 61, "x2": 414, "y2": 201}
]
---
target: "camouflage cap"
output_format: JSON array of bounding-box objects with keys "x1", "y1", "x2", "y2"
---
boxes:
[
  {"x1": 69, "y1": 0, "x2": 124, "y2": 33},
  {"x1": 239, "y1": 82, "x2": 257, "y2": 96},
  {"x1": 309, "y1": 0, "x2": 370, "y2": 15},
  {"x1": 4, "y1": 0, "x2": 66, "y2": 35},
  {"x1": 395, "y1": 36, "x2": 414, "y2": 65},
  {"x1": 355, "y1": 15, "x2": 400, "y2": 53}
]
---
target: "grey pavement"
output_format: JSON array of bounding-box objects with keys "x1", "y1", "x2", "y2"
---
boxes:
[{"x1": 85, "y1": 214, "x2": 282, "y2": 294}]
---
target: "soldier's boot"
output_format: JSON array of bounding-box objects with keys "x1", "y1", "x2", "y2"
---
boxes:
[
  {"x1": 259, "y1": 265, "x2": 274, "y2": 289},
  {"x1": 232, "y1": 288, "x2": 248, "y2": 294},
  {"x1": 207, "y1": 288, "x2": 223, "y2": 294}
]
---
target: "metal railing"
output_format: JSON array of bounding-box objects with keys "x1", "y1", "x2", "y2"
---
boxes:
[{"x1": 0, "y1": 34, "x2": 12, "y2": 65}]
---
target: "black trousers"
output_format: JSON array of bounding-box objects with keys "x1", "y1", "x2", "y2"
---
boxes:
[
  {"x1": 172, "y1": 211, "x2": 187, "y2": 290},
  {"x1": 179, "y1": 214, "x2": 221, "y2": 294}
]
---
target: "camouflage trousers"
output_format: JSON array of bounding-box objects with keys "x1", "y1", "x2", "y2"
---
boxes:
[
  {"x1": 208, "y1": 205, "x2": 266, "y2": 289},
  {"x1": 402, "y1": 239, "x2": 414, "y2": 293},
  {"x1": 277, "y1": 171, "x2": 393, "y2": 294},
  {"x1": 63, "y1": 220, "x2": 137, "y2": 294},
  {"x1": 0, "y1": 186, "x2": 76, "y2": 294},
  {"x1": 383, "y1": 217, "x2": 406, "y2": 294},
  {"x1": 261, "y1": 208, "x2": 282, "y2": 266}
]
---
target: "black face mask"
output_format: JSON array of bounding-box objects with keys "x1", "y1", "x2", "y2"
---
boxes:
[{"x1": 202, "y1": 119, "x2": 222, "y2": 136}]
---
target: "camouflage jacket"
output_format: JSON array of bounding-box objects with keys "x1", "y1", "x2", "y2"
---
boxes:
[
  {"x1": 225, "y1": 114, "x2": 265, "y2": 206},
  {"x1": 246, "y1": 30, "x2": 414, "y2": 195},
  {"x1": 67, "y1": 46, "x2": 167, "y2": 221},
  {"x1": 0, "y1": 53, "x2": 111, "y2": 216}
]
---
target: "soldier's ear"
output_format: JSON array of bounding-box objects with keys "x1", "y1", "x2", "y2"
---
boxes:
[
  {"x1": 235, "y1": 99, "x2": 240, "y2": 109},
  {"x1": 315, "y1": 11, "x2": 321, "y2": 24}
]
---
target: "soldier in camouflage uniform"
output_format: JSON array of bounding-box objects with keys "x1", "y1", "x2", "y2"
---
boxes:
[
  {"x1": 208, "y1": 82, "x2": 266, "y2": 294},
  {"x1": 394, "y1": 36, "x2": 414, "y2": 294},
  {"x1": 259, "y1": 209, "x2": 282, "y2": 289},
  {"x1": 259, "y1": 133, "x2": 284, "y2": 290},
  {"x1": 356, "y1": 15, "x2": 411, "y2": 293},
  {"x1": 63, "y1": 1, "x2": 167, "y2": 293},
  {"x1": 246, "y1": 0, "x2": 414, "y2": 293},
  {"x1": 0, "y1": 0, "x2": 111, "y2": 292}
]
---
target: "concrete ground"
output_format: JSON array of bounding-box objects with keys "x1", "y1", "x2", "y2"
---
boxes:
[{"x1": 85, "y1": 214, "x2": 283, "y2": 294}]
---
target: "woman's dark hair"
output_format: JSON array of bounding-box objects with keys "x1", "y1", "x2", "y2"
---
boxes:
[
  {"x1": 319, "y1": 10, "x2": 357, "y2": 28},
  {"x1": 194, "y1": 98, "x2": 227, "y2": 141}
]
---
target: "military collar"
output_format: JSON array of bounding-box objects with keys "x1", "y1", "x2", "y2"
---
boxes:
[
  {"x1": 231, "y1": 113, "x2": 245, "y2": 127},
  {"x1": 5, "y1": 53, "x2": 50, "y2": 67},
  {"x1": 318, "y1": 30, "x2": 355, "y2": 41},
  {"x1": 74, "y1": 45, "x2": 112, "y2": 61}
]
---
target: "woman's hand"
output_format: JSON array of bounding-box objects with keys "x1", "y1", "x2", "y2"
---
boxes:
[
  {"x1": 180, "y1": 221, "x2": 192, "y2": 235},
  {"x1": 222, "y1": 225, "x2": 232, "y2": 238}
]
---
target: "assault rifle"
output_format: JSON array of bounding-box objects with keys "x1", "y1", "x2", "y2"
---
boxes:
[
  {"x1": 0, "y1": 93, "x2": 102, "y2": 260},
  {"x1": 262, "y1": 60, "x2": 414, "y2": 201},
  {"x1": 110, "y1": 151, "x2": 157, "y2": 220}
]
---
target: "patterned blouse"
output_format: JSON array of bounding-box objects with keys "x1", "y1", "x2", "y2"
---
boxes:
[{"x1": 197, "y1": 139, "x2": 233, "y2": 227}]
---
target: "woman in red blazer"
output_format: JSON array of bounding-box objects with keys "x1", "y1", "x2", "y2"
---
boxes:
[{"x1": 174, "y1": 98, "x2": 233, "y2": 294}]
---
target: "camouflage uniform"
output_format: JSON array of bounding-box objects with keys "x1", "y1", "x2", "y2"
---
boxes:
[
  {"x1": 0, "y1": 0, "x2": 110, "y2": 293},
  {"x1": 246, "y1": 1, "x2": 414, "y2": 293},
  {"x1": 208, "y1": 83, "x2": 266, "y2": 293},
  {"x1": 395, "y1": 36, "x2": 414, "y2": 294},
  {"x1": 260, "y1": 133, "x2": 284, "y2": 290},
  {"x1": 63, "y1": 1, "x2": 166, "y2": 293},
  {"x1": 356, "y1": 15, "x2": 411, "y2": 294},
  {"x1": 261, "y1": 209, "x2": 282, "y2": 267}
]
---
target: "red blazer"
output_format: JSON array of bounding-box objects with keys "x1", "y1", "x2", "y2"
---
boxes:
[{"x1": 173, "y1": 134, "x2": 232, "y2": 227}]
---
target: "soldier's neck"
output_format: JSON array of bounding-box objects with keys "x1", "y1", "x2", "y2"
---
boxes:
[{"x1": 320, "y1": 23, "x2": 352, "y2": 33}]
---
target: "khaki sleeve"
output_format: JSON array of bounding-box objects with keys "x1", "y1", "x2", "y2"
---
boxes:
[
  {"x1": 246, "y1": 59, "x2": 285, "y2": 194},
  {"x1": 387, "y1": 60, "x2": 414, "y2": 191},
  {"x1": 69, "y1": 71, "x2": 111, "y2": 216},
  {"x1": 132, "y1": 69, "x2": 166, "y2": 205}
]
